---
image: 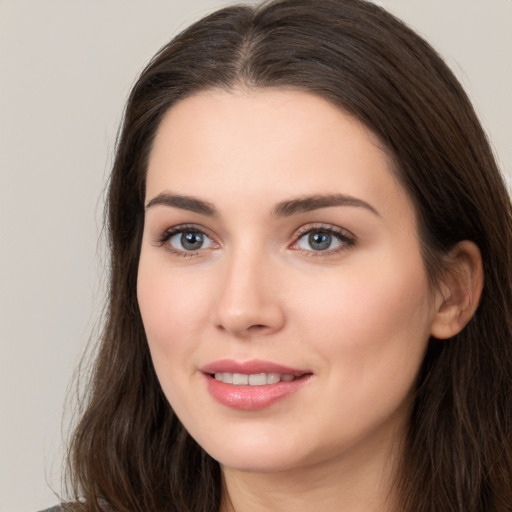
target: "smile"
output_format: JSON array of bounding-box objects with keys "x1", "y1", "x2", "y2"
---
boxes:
[
  {"x1": 201, "y1": 360, "x2": 312, "y2": 410},
  {"x1": 213, "y1": 372, "x2": 297, "y2": 385}
]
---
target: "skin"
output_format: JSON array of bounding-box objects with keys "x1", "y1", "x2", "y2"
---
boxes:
[{"x1": 137, "y1": 88, "x2": 467, "y2": 511}]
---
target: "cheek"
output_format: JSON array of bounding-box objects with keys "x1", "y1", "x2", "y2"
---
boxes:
[
  {"x1": 136, "y1": 257, "x2": 211, "y2": 417},
  {"x1": 294, "y1": 249, "x2": 433, "y2": 377},
  {"x1": 291, "y1": 253, "x2": 433, "y2": 445},
  {"x1": 138, "y1": 254, "x2": 207, "y2": 333},
  {"x1": 136, "y1": 255, "x2": 210, "y2": 375}
]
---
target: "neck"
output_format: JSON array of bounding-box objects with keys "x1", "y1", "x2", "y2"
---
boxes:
[{"x1": 219, "y1": 424, "x2": 403, "y2": 512}]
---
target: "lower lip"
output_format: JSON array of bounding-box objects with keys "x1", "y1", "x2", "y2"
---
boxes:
[{"x1": 204, "y1": 374, "x2": 311, "y2": 410}]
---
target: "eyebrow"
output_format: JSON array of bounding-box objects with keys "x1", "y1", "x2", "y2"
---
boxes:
[
  {"x1": 145, "y1": 192, "x2": 218, "y2": 216},
  {"x1": 272, "y1": 194, "x2": 380, "y2": 217},
  {"x1": 145, "y1": 192, "x2": 379, "y2": 217}
]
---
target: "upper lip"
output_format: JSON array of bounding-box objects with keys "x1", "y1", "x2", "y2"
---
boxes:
[{"x1": 201, "y1": 359, "x2": 310, "y2": 376}]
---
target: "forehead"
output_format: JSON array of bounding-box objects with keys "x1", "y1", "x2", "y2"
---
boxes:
[{"x1": 146, "y1": 88, "x2": 412, "y2": 224}]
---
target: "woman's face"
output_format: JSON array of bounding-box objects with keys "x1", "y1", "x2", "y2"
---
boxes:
[{"x1": 138, "y1": 88, "x2": 439, "y2": 474}]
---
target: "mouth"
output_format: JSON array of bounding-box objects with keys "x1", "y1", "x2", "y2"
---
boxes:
[
  {"x1": 200, "y1": 359, "x2": 313, "y2": 410},
  {"x1": 211, "y1": 372, "x2": 300, "y2": 386},
  {"x1": 201, "y1": 358, "x2": 310, "y2": 383}
]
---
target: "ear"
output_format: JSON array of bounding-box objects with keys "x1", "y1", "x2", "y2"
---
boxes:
[{"x1": 430, "y1": 240, "x2": 484, "y2": 340}]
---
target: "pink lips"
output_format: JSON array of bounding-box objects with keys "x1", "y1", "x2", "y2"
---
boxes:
[{"x1": 201, "y1": 359, "x2": 312, "y2": 410}]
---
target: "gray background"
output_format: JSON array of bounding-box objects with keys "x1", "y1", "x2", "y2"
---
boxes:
[{"x1": 1, "y1": 1, "x2": 510, "y2": 510}]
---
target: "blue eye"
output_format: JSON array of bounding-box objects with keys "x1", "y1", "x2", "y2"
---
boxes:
[
  {"x1": 295, "y1": 227, "x2": 354, "y2": 252},
  {"x1": 167, "y1": 229, "x2": 214, "y2": 252}
]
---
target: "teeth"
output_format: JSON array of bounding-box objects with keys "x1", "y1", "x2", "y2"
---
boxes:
[
  {"x1": 233, "y1": 373, "x2": 249, "y2": 385},
  {"x1": 267, "y1": 373, "x2": 280, "y2": 384},
  {"x1": 214, "y1": 372, "x2": 297, "y2": 386},
  {"x1": 248, "y1": 373, "x2": 267, "y2": 386}
]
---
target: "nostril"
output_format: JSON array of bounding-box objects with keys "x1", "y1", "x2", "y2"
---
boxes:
[{"x1": 248, "y1": 324, "x2": 269, "y2": 333}]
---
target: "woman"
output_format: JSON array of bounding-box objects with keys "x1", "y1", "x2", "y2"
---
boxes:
[{"x1": 50, "y1": 0, "x2": 512, "y2": 510}]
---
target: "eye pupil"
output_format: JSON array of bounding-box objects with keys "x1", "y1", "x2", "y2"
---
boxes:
[
  {"x1": 181, "y1": 232, "x2": 204, "y2": 250},
  {"x1": 309, "y1": 232, "x2": 332, "y2": 250}
]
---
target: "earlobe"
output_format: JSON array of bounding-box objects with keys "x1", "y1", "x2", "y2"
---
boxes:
[{"x1": 430, "y1": 241, "x2": 484, "y2": 340}]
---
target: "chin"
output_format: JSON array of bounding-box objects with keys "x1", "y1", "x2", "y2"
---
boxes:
[
  {"x1": 199, "y1": 430, "x2": 332, "y2": 475},
  {"x1": 217, "y1": 452, "x2": 303, "y2": 474},
  {"x1": 195, "y1": 431, "x2": 302, "y2": 473}
]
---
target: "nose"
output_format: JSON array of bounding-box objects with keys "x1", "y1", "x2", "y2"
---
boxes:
[{"x1": 211, "y1": 248, "x2": 286, "y2": 338}]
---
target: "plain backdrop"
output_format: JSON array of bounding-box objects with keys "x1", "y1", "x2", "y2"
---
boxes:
[{"x1": 1, "y1": 1, "x2": 510, "y2": 510}]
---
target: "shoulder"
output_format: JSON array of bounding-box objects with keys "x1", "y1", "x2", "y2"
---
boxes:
[{"x1": 38, "y1": 507, "x2": 64, "y2": 512}]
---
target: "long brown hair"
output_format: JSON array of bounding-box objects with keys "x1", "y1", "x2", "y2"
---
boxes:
[{"x1": 66, "y1": 1, "x2": 512, "y2": 510}]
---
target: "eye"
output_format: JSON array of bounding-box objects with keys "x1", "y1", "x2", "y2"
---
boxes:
[
  {"x1": 169, "y1": 230, "x2": 213, "y2": 251},
  {"x1": 292, "y1": 225, "x2": 355, "y2": 253},
  {"x1": 156, "y1": 225, "x2": 217, "y2": 256}
]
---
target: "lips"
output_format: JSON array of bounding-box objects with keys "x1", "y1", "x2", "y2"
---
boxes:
[
  {"x1": 200, "y1": 359, "x2": 312, "y2": 410},
  {"x1": 213, "y1": 372, "x2": 296, "y2": 385}
]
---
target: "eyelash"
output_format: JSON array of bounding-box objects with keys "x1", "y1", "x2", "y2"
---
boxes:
[
  {"x1": 154, "y1": 224, "x2": 216, "y2": 258},
  {"x1": 153, "y1": 223, "x2": 356, "y2": 258},
  {"x1": 290, "y1": 224, "x2": 356, "y2": 257}
]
